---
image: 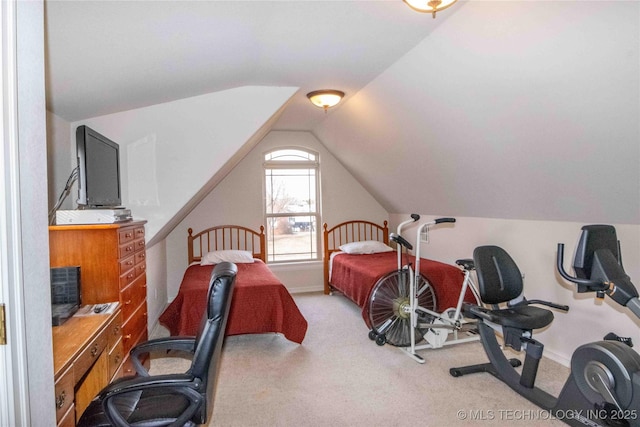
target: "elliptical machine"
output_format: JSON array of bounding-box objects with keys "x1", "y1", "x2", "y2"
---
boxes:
[{"x1": 450, "y1": 225, "x2": 640, "y2": 427}]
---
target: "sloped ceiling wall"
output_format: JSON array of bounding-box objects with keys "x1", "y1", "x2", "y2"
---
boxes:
[
  {"x1": 314, "y1": 1, "x2": 639, "y2": 225},
  {"x1": 71, "y1": 86, "x2": 298, "y2": 244}
]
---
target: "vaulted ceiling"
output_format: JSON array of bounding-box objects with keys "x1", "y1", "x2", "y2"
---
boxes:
[
  {"x1": 45, "y1": 0, "x2": 450, "y2": 129},
  {"x1": 44, "y1": 1, "x2": 640, "y2": 225}
]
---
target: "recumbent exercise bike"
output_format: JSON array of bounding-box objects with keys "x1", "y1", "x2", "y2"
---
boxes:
[{"x1": 450, "y1": 225, "x2": 640, "y2": 427}]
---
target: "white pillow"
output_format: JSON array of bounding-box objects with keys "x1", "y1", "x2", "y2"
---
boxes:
[
  {"x1": 201, "y1": 250, "x2": 255, "y2": 265},
  {"x1": 339, "y1": 240, "x2": 393, "y2": 255}
]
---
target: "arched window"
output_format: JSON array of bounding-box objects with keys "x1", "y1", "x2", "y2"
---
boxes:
[{"x1": 264, "y1": 148, "x2": 320, "y2": 262}]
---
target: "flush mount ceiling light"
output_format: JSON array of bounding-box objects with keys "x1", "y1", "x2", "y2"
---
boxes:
[
  {"x1": 306, "y1": 90, "x2": 345, "y2": 112},
  {"x1": 403, "y1": 0, "x2": 458, "y2": 18}
]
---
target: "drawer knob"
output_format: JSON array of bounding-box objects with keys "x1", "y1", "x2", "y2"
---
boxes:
[
  {"x1": 125, "y1": 300, "x2": 132, "y2": 306},
  {"x1": 55, "y1": 390, "x2": 66, "y2": 409},
  {"x1": 91, "y1": 345, "x2": 99, "y2": 357},
  {"x1": 124, "y1": 334, "x2": 132, "y2": 341}
]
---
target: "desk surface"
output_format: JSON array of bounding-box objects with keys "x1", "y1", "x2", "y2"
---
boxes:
[{"x1": 52, "y1": 308, "x2": 119, "y2": 380}]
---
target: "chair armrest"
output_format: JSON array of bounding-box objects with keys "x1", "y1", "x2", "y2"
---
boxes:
[
  {"x1": 462, "y1": 303, "x2": 496, "y2": 323},
  {"x1": 130, "y1": 336, "x2": 196, "y2": 376},
  {"x1": 101, "y1": 373, "x2": 195, "y2": 396},
  {"x1": 100, "y1": 374, "x2": 202, "y2": 427},
  {"x1": 525, "y1": 299, "x2": 570, "y2": 312}
]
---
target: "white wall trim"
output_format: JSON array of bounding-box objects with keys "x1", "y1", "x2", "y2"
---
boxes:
[{"x1": 0, "y1": 0, "x2": 29, "y2": 423}]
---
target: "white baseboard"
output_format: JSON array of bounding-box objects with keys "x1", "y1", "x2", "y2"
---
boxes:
[
  {"x1": 543, "y1": 348, "x2": 570, "y2": 368},
  {"x1": 288, "y1": 284, "x2": 324, "y2": 294}
]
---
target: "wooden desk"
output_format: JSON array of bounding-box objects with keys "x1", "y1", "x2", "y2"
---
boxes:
[
  {"x1": 52, "y1": 307, "x2": 124, "y2": 426},
  {"x1": 49, "y1": 221, "x2": 149, "y2": 377}
]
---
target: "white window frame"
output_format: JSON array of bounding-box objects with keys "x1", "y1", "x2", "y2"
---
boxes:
[{"x1": 263, "y1": 147, "x2": 321, "y2": 263}]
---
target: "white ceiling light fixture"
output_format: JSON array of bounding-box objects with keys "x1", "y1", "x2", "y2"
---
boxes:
[
  {"x1": 307, "y1": 90, "x2": 345, "y2": 112},
  {"x1": 403, "y1": 0, "x2": 458, "y2": 18}
]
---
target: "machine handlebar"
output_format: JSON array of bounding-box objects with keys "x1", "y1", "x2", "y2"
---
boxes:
[
  {"x1": 556, "y1": 243, "x2": 608, "y2": 291},
  {"x1": 557, "y1": 242, "x2": 640, "y2": 319},
  {"x1": 434, "y1": 217, "x2": 456, "y2": 224},
  {"x1": 390, "y1": 233, "x2": 413, "y2": 251}
]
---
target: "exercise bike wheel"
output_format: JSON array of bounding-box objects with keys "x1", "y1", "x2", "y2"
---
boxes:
[{"x1": 368, "y1": 270, "x2": 437, "y2": 347}]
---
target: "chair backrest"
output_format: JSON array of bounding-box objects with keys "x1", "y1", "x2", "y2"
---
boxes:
[
  {"x1": 473, "y1": 245, "x2": 523, "y2": 305},
  {"x1": 573, "y1": 224, "x2": 620, "y2": 280},
  {"x1": 189, "y1": 261, "x2": 237, "y2": 423}
]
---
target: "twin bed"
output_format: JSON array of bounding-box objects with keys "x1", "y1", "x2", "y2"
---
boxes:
[
  {"x1": 159, "y1": 225, "x2": 308, "y2": 344},
  {"x1": 323, "y1": 219, "x2": 475, "y2": 327},
  {"x1": 160, "y1": 219, "x2": 471, "y2": 345}
]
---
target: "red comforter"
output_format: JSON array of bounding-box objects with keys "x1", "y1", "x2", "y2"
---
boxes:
[
  {"x1": 159, "y1": 260, "x2": 307, "y2": 344},
  {"x1": 330, "y1": 251, "x2": 472, "y2": 325}
]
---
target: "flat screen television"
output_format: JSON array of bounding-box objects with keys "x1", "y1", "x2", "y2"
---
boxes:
[{"x1": 76, "y1": 125, "x2": 122, "y2": 208}]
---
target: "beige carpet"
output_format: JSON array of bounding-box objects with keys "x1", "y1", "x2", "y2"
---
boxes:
[{"x1": 150, "y1": 292, "x2": 570, "y2": 426}]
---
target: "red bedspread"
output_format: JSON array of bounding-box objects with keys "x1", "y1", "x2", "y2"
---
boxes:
[
  {"x1": 330, "y1": 251, "x2": 473, "y2": 325},
  {"x1": 159, "y1": 260, "x2": 307, "y2": 344}
]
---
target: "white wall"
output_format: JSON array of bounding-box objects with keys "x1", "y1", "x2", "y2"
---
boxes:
[
  {"x1": 47, "y1": 86, "x2": 298, "y2": 335},
  {"x1": 390, "y1": 213, "x2": 640, "y2": 366},
  {"x1": 15, "y1": 0, "x2": 56, "y2": 424},
  {"x1": 46, "y1": 111, "x2": 73, "y2": 212},
  {"x1": 164, "y1": 130, "x2": 388, "y2": 301},
  {"x1": 145, "y1": 240, "x2": 167, "y2": 329},
  {"x1": 316, "y1": 1, "x2": 639, "y2": 225},
  {"x1": 69, "y1": 86, "x2": 297, "y2": 243}
]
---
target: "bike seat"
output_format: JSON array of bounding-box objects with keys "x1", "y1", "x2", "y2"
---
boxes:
[{"x1": 456, "y1": 259, "x2": 475, "y2": 271}]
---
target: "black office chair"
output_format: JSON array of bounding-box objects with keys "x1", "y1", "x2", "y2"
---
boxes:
[{"x1": 77, "y1": 262, "x2": 238, "y2": 427}]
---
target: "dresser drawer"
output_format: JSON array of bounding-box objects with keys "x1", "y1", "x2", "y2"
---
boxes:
[
  {"x1": 57, "y1": 403, "x2": 75, "y2": 427},
  {"x1": 118, "y1": 241, "x2": 137, "y2": 259},
  {"x1": 121, "y1": 330, "x2": 149, "y2": 377},
  {"x1": 118, "y1": 228, "x2": 136, "y2": 245},
  {"x1": 134, "y1": 226, "x2": 145, "y2": 240},
  {"x1": 108, "y1": 338, "x2": 124, "y2": 380},
  {"x1": 134, "y1": 237, "x2": 145, "y2": 253},
  {"x1": 121, "y1": 275, "x2": 146, "y2": 321},
  {"x1": 119, "y1": 267, "x2": 137, "y2": 289},
  {"x1": 135, "y1": 262, "x2": 146, "y2": 279},
  {"x1": 106, "y1": 310, "x2": 123, "y2": 351},
  {"x1": 54, "y1": 366, "x2": 74, "y2": 423},
  {"x1": 122, "y1": 303, "x2": 148, "y2": 355},
  {"x1": 135, "y1": 250, "x2": 146, "y2": 265},
  {"x1": 73, "y1": 331, "x2": 108, "y2": 383},
  {"x1": 119, "y1": 254, "x2": 135, "y2": 276},
  {"x1": 113, "y1": 358, "x2": 127, "y2": 379}
]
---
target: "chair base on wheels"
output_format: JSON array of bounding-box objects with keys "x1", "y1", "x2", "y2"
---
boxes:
[{"x1": 78, "y1": 384, "x2": 200, "y2": 427}]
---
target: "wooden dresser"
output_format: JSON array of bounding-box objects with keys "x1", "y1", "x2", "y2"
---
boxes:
[
  {"x1": 52, "y1": 308, "x2": 123, "y2": 426},
  {"x1": 49, "y1": 220, "x2": 149, "y2": 378}
]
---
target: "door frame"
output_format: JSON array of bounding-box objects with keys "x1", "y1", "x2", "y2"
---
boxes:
[{"x1": 0, "y1": 0, "x2": 31, "y2": 424}]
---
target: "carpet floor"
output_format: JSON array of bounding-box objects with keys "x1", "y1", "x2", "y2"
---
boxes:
[{"x1": 150, "y1": 292, "x2": 570, "y2": 426}]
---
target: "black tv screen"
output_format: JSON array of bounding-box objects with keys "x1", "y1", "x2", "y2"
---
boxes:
[{"x1": 76, "y1": 125, "x2": 122, "y2": 208}]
